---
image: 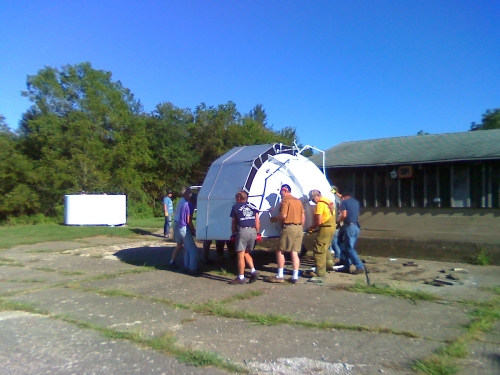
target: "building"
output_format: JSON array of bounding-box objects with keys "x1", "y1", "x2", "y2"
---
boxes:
[{"x1": 309, "y1": 130, "x2": 500, "y2": 264}]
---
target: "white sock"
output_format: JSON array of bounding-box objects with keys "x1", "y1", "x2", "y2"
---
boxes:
[
  {"x1": 292, "y1": 270, "x2": 299, "y2": 279},
  {"x1": 251, "y1": 268, "x2": 256, "y2": 273},
  {"x1": 238, "y1": 275, "x2": 245, "y2": 280},
  {"x1": 277, "y1": 268, "x2": 284, "y2": 278}
]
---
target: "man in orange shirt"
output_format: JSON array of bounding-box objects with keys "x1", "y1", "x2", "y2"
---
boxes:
[{"x1": 268, "y1": 184, "x2": 305, "y2": 285}]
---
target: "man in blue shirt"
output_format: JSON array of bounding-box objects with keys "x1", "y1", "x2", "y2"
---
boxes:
[
  {"x1": 163, "y1": 190, "x2": 174, "y2": 238},
  {"x1": 228, "y1": 191, "x2": 260, "y2": 284},
  {"x1": 337, "y1": 191, "x2": 364, "y2": 275}
]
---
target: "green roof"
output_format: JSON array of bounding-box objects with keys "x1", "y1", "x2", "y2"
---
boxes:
[{"x1": 309, "y1": 129, "x2": 500, "y2": 168}]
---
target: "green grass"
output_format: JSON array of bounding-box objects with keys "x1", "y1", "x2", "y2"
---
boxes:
[
  {"x1": 34, "y1": 267, "x2": 57, "y2": 272},
  {"x1": 0, "y1": 297, "x2": 247, "y2": 373},
  {"x1": 59, "y1": 271, "x2": 85, "y2": 276},
  {"x1": 331, "y1": 282, "x2": 439, "y2": 303},
  {"x1": 0, "y1": 256, "x2": 24, "y2": 267},
  {"x1": 469, "y1": 248, "x2": 492, "y2": 266},
  {"x1": 413, "y1": 297, "x2": 500, "y2": 374},
  {"x1": 0, "y1": 217, "x2": 165, "y2": 249}
]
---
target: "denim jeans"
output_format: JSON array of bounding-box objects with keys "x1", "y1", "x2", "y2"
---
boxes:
[
  {"x1": 330, "y1": 227, "x2": 342, "y2": 258},
  {"x1": 183, "y1": 228, "x2": 198, "y2": 271},
  {"x1": 340, "y1": 224, "x2": 363, "y2": 269},
  {"x1": 163, "y1": 216, "x2": 171, "y2": 236}
]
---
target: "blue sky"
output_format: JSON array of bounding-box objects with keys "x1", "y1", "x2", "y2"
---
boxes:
[{"x1": 0, "y1": 0, "x2": 498, "y2": 150}]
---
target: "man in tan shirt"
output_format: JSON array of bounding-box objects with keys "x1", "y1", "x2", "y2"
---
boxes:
[{"x1": 268, "y1": 184, "x2": 305, "y2": 285}]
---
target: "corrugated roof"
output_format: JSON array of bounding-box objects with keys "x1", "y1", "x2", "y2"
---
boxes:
[{"x1": 309, "y1": 129, "x2": 500, "y2": 168}]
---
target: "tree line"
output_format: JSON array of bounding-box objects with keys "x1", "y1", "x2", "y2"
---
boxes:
[{"x1": 0, "y1": 62, "x2": 302, "y2": 222}]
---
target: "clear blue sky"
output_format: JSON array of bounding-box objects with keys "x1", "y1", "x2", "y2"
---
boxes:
[{"x1": 1, "y1": 0, "x2": 499, "y2": 150}]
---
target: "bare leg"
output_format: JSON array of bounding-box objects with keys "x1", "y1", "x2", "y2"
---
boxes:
[
  {"x1": 170, "y1": 244, "x2": 182, "y2": 263},
  {"x1": 236, "y1": 251, "x2": 245, "y2": 276},
  {"x1": 276, "y1": 250, "x2": 285, "y2": 269},
  {"x1": 244, "y1": 251, "x2": 254, "y2": 270},
  {"x1": 290, "y1": 250, "x2": 300, "y2": 271}
]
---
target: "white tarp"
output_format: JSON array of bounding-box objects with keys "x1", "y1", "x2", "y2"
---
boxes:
[
  {"x1": 64, "y1": 195, "x2": 126, "y2": 226},
  {"x1": 197, "y1": 144, "x2": 333, "y2": 240}
]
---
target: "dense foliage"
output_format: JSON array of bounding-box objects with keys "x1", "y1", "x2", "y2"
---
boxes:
[
  {"x1": 470, "y1": 108, "x2": 500, "y2": 131},
  {"x1": 1, "y1": 63, "x2": 300, "y2": 222}
]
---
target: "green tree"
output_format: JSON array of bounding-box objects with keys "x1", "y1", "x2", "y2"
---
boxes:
[
  {"x1": 470, "y1": 108, "x2": 500, "y2": 131},
  {"x1": 18, "y1": 62, "x2": 149, "y2": 216},
  {"x1": 0, "y1": 115, "x2": 39, "y2": 220}
]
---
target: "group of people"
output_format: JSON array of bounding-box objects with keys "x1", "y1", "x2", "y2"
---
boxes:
[{"x1": 162, "y1": 183, "x2": 364, "y2": 283}]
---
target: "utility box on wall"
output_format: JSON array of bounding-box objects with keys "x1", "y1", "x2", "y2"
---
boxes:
[{"x1": 64, "y1": 195, "x2": 126, "y2": 226}]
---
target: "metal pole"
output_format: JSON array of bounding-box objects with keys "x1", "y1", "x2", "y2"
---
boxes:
[{"x1": 450, "y1": 165, "x2": 454, "y2": 208}]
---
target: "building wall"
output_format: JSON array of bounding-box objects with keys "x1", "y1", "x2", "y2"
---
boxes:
[{"x1": 327, "y1": 160, "x2": 500, "y2": 209}]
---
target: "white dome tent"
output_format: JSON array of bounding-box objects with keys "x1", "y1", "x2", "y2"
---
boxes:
[{"x1": 196, "y1": 143, "x2": 334, "y2": 241}]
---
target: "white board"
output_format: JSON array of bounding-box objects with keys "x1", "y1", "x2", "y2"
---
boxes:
[{"x1": 64, "y1": 195, "x2": 127, "y2": 226}]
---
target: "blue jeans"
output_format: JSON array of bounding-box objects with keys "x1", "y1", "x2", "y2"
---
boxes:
[
  {"x1": 174, "y1": 224, "x2": 198, "y2": 271},
  {"x1": 340, "y1": 224, "x2": 363, "y2": 270},
  {"x1": 163, "y1": 216, "x2": 171, "y2": 236},
  {"x1": 330, "y1": 227, "x2": 341, "y2": 258}
]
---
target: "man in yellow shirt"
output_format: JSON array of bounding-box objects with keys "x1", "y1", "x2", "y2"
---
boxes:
[{"x1": 307, "y1": 189, "x2": 336, "y2": 277}]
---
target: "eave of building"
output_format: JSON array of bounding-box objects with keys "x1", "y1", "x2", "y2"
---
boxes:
[{"x1": 309, "y1": 129, "x2": 500, "y2": 168}]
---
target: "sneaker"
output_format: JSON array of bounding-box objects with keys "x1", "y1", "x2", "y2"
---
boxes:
[
  {"x1": 335, "y1": 267, "x2": 350, "y2": 274},
  {"x1": 168, "y1": 262, "x2": 179, "y2": 269},
  {"x1": 229, "y1": 277, "x2": 246, "y2": 285},
  {"x1": 249, "y1": 271, "x2": 259, "y2": 283},
  {"x1": 352, "y1": 268, "x2": 365, "y2": 275},
  {"x1": 164, "y1": 234, "x2": 170, "y2": 239},
  {"x1": 288, "y1": 277, "x2": 299, "y2": 285},
  {"x1": 266, "y1": 275, "x2": 284, "y2": 283}
]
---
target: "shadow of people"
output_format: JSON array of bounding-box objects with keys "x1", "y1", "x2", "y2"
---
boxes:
[{"x1": 114, "y1": 245, "x2": 176, "y2": 270}]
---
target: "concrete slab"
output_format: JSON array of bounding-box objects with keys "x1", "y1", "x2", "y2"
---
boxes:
[{"x1": 0, "y1": 311, "x2": 226, "y2": 375}]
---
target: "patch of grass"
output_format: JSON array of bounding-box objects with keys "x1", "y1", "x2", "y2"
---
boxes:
[
  {"x1": 0, "y1": 223, "x2": 144, "y2": 250},
  {"x1": 0, "y1": 257, "x2": 25, "y2": 267},
  {"x1": 90, "y1": 254, "x2": 103, "y2": 259},
  {"x1": 34, "y1": 267, "x2": 57, "y2": 272},
  {"x1": 413, "y1": 355, "x2": 459, "y2": 375},
  {"x1": 24, "y1": 249, "x2": 66, "y2": 253},
  {"x1": 469, "y1": 248, "x2": 492, "y2": 266},
  {"x1": 180, "y1": 317, "x2": 196, "y2": 324},
  {"x1": 414, "y1": 297, "x2": 500, "y2": 374},
  {"x1": 59, "y1": 271, "x2": 85, "y2": 276},
  {"x1": 0, "y1": 298, "x2": 48, "y2": 314},
  {"x1": 211, "y1": 268, "x2": 235, "y2": 277},
  {"x1": 219, "y1": 290, "x2": 264, "y2": 304},
  {"x1": 331, "y1": 283, "x2": 439, "y2": 302},
  {"x1": 8, "y1": 278, "x2": 45, "y2": 283}
]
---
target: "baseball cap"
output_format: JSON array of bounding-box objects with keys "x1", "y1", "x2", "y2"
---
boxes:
[
  {"x1": 280, "y1": 184, "x2": 291, "y2": 192},
  {"x1": 168, "y1": 190, "x2": 172, "y2": 194}
]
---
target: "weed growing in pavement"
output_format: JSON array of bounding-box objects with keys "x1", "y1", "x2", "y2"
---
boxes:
[
  {"x1": 8, "y1": 278, "x2": 45, "y2": 283},
  {"x1": 331, "y1": 282, "x2": 439, "y2": 303},
  {"x1": 212, "y1": 268, "x2": 234, "y2": 277},
  {"x1": 34, "y1": 267, "x2": 57, "y2": 272},
  {"x1": 0, "y1": 298, "x2": 48, "y2": 314},
  {"x1": 0, "y1": 257, "x2": 24, "y2": 267},
  {"x1": 59, "y1": 271, "x2": 85, "y2": 276},
  {"x1": 180, "y1": 317, "x2": 196, "y2": 324},
  {"x1": 469, "y1": 248, "x2": 492, "y2": 266},
  {"x1": 413, "y1": 297, "x2": 500, "y2": 375},
  {"x1": 219, "y1": 290, "x2": 264, "y2": 304}
]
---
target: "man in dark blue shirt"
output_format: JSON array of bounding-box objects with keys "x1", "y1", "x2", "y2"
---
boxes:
[
  {"x1": 337, "y1": 191, "x2": 364, "y2": 274},
  {"x1": 228, "y1": 191, "x2": 260, "y2": 284}
]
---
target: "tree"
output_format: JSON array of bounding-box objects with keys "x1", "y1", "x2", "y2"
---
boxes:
[
  {"x1": 470, "y1": 108, "x2": 500, "y2": 131},
  {"x1": 0, "y1": 115, "x2": 39, "y2": 220},
  {"x1": 18, "y1": 62, "x2": 149, "y2": 216}
]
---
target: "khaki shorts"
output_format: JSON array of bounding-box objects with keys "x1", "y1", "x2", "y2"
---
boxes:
[{"x1": 278, "y1": 225, "x2": 303, "y2": 252}]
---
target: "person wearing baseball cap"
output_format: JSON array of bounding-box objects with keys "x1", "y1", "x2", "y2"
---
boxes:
[
  {"x1": 163, "y1": 190, "x2": 174, "y2": 238},
  {"x1": 268, "y1": 183, "x2": 305, "y2": 284}
]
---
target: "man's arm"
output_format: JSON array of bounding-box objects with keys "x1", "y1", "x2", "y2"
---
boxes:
[
  {"x1": 255, "y1": 213, "x2": 260, "y2": 233},
  {"x1": 232, "y1": 217, "x2": 237, "y2": 235},
  {"x1": 188, "y1": 212, "x2": 196, "y2": 234},
  {"x1": 270, "y1": 201, "x2": 287, "y2": 223},
  {"x1": 337, "y1": 209, "x2": 347, "y2": 223},
  {"x1": 163, "y1": 203, "x2": 168, "y2": 216}
]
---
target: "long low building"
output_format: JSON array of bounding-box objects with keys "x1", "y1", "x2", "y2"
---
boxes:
[{"x1": 309, "y1": 129, "x2": 500, "y2": 264}]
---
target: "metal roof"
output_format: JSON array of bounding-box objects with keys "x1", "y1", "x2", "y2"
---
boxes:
[{"x1": 309, "y1": 129, "x2": 500, "y2": 168}]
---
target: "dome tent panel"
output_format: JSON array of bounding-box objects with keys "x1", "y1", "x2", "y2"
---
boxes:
[{"x1": 196, "y1": 144, "x2": 334, "y2": 241}]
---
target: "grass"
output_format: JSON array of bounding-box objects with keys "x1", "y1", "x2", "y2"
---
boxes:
[
  {"x1": 8, "y1": 278, "x2": 45, "y2": 283},
  {"x1": 469, "y1": 248, "x2": 492, "y2": 266},
  {"x1": 0, "y1": 297, "x2": 247, "y2": 373},
  {"x1": 59, "y1": 271, "x2": 85, "y2": 276},
  {"x1": 211, "y1": 268, "x2": 235, "y2": 277},
  {"x1": 0, "y1": 256, "x2": 24, "y2": 267},
  {"x1": 0, "y1": 217, "x2": 165, "y2": 250},
  {"x1": 34, "y1": 267, "x2": 57, "y2": 272},
  {"x1": 413, "y1": 297, "x2": 500, "y2": 374},
  {"x1": 331, "y1": 282, "x2": 439, "y2": 303}
]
